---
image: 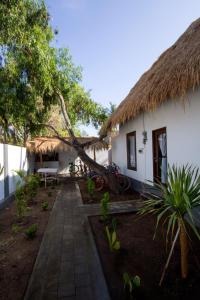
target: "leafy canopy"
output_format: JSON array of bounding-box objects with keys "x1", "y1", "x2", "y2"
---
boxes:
[{"x1": 0, "y1": 0, "x2": 111, "y2": 143}]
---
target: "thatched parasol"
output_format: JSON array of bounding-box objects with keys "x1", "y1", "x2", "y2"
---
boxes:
[{"x1": 101, "y1": 18, "x2": 200, "y2": 133}]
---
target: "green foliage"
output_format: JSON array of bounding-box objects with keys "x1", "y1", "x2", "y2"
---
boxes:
[
  {"x1": 47, "y1": 191, "x2": 52, "y2": 197},
  {"x1": 14, "y1": 169, "x2": 26, "y2": 181},
  {"x1": 87, "y1": 177, "x2": 95, "y2": 197},
  {"x1": 14, "y1": 171, "x2": 40, "y2": 217},
  {"x1": 25, "y1": 224, "x2": 38, "y2": 239},
  {"x1": 41, "y1": 201, "x2": 48, "y2": 211},
  {"x1": 0, "y1": 1, "x2": 111, "y2": 144},
  {"x1": 123, "y1": 272, "x2": 141, "y2": 298},
  {"x1": 0, "y1": 0, "x2": 55, "y2": 142},
  {"x1": 26, "y1": 174, "x2": 40, "y2": 201},
  {"x1": 14, "y1": 171, "x2": 40, "y2": 202},
  {"x1": 15, "y1": 184, "x2": 27, "y2": 219},
  {"x1": 105, "y1": 218, "x2": 120, "y2": 252},
  {"x1": 100, "y1": 192, "x2": 110, "y2": 222},
  {"x1": 139, "y1": 164, "x2": 200, "y2": 242},
  {"x1": 11, "y1": 224, "x2": 21, "y2": 234}
]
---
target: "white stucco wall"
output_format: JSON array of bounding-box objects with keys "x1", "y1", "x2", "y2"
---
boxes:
[
  {"x1": 33, "y1": 148, "x2": 108, "y2": 174},
  {"x1": 0, "y1": 144, "x2": 4, "y2": 202},
  {"x1": 112, "y1": 88, "x2": 200, "y2": 184},
  {"x1": 7, "y1": 145, "x2": 28, "y2": 194},
  {"x1": 0, "y1": 144, "x2": 28, "y2": 205},
  {"x1": 59, "y1": 149, "x2": 77, "y2": 174},
  {"x1": 86, "y1": 148, "x2": 108, "y2": 166}
]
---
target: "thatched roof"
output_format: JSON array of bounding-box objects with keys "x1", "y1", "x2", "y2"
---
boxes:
[
  {"x1": 102, "y1": 18, "x2": 200, "y2": 133},
  {"x1": 26, "y1": 137, "x2": 108, "y2": 153}
]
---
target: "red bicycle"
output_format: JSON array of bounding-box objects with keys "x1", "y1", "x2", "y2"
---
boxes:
[{"x1": 91, "y1": 163, "x2": 131, "y2": 192}]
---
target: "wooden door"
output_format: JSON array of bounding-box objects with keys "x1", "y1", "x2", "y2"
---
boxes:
[{"x1": 152, "y1": 127, "x2": 167, "y2": 183}]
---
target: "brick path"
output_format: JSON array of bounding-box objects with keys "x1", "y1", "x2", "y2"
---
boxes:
[{"x1": 24, "y1": 181, "x2": 141, "y2": 300}]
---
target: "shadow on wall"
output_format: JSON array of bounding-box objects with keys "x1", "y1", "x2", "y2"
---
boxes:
[{"x1": 0, "y1": 174, "x2": 21, "y2": 209}]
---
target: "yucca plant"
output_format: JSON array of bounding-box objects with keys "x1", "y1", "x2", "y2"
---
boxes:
[{"x1": 139, "y1": 164, "x2": 200, "y2": 284}]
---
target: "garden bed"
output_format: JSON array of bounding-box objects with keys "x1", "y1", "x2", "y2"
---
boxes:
[
  {"x1": 0, "y1": 184, "x2": 59, "y2": 300},
  {"x1": 89, "y1": 213, "x2": 200, "y2": 300},
  {"x1": 78, "y1": 178, "x2": 141, "y2": 204}
]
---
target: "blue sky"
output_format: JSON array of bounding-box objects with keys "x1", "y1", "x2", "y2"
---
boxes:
[{"x1": 45, "y1": 0, "x2": 200, "y2": 135}]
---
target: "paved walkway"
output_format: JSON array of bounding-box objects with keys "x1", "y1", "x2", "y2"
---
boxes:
[{"x1": 24, "y1": 181, "x2": 141, "y2": 300}]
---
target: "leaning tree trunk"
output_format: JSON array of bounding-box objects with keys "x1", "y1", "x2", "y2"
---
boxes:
[
  {"x1": 56, "y1": 91, "x2": 121, "y2": 194},
  {"x1": 76, "y1": 146, "x2": 120, "y2": 194},
  {"x1": 179, "y1": 219, "x2": 189, "y2": 279}
]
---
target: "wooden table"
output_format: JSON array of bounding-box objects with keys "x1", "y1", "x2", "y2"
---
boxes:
[{"x1": 37, "y1": 168, "x2": 58, "y2": 188}]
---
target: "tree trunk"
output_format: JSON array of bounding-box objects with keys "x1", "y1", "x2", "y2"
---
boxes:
[
  {"x1": 179, "y1": 220, "x2": 189, "y2": 279},
  {"x1": 55, "y1": 91, "x2": 121, "y2": 194},
  {"x1": 75, "y1": 146, "x2": 120, "y2": 194}
]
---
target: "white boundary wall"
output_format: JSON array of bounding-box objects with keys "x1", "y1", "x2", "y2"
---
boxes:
[{"x1": 0, "y1": 144, "x2": 28, "y2": 204}]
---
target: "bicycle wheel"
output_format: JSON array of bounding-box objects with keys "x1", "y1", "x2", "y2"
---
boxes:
[
  {"x1": 69, "y1": 164, "x2": 79, "y2": 176},
  {"x1": 117, "y1": 174, "x2": 131, "y2": 192},
  {"x1": 91, "y1": 175, "x2": 105, "y2": 191}
]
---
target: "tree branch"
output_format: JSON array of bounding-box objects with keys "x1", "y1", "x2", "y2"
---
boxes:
[
  {"x1": 81, "y1": 133, "x2": 107, "y2": 148},
  {"x1": 55, "y1": 90, "x2": 79, "y2": 144},
  {"x1": 40, "y1": 124, "x2": 73, "y2": 147}
]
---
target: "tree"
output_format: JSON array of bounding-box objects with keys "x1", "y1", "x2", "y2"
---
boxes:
[
  {"x1": 0, "y1": 0, "x2": 119, "y2": 192},
  {"x1": 140, "y1": 165, "x2": 200, "y2": 283}
]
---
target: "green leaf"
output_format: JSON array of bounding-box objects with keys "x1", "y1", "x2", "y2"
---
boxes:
[{"x1": 133, "y1": 275, "x2": 141, "y2": 288}]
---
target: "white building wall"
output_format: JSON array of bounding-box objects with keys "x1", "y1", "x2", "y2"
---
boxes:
[
  {"x1": 86, "y1": 149, "x2": 108, "y2": 166},
  {"x1": 7, "y1": 145, "x2": 28, "y2": 194},
  {"x1": 33, "y1": 148, "x2": 108, "y2": 174},
  {"x1": 112, "y1": 88, "x2": 200, "y2": 184}
]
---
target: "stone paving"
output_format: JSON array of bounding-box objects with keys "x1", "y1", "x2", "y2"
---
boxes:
[{"x1": 24, "y1": 181, "x2": 141, "y2": 300}]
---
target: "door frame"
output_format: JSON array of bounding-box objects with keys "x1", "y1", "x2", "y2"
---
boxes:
[{"x1": 152, "y1": 127, "x2": 167, "y2": 183}]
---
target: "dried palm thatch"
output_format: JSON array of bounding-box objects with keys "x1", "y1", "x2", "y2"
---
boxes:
[
  {"x1": 102, "y1": 18, "x2": 200, "y2": 133},
  {"x1": 26, "y1": 137, "x2": 108, "y2": 153}
]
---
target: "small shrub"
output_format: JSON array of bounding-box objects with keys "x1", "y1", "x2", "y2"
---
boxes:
[
  {"x1": 15, "y1": 185, "x2": 27, "y2": 219},
  {"x1": 14, "y1": 169, "x2": 26, "y2": 181},
  {"x1": 11, "y1": 224, "x2": 21, "y2": 234},
  {"x1": 47, "y1": 191, "x2": 52, "y2": 197},
  {"x1": 123, "y1": 272, "x2": 141, "y2": 298},
  {"x1": 87, "y1": 177, "x2": 95, "y2": 197},
  {"x1": 26, "y1": 174, "x2": 40, "y2": 201},
  {"x1": 100, "y1": 192, "x2": 110, "y2": 222},
  {"x1": 25, "y1": 224, "x2": 38, "y2": 239},
  {"x1": 105, "y1": 218, "x2": 120, "y2": 252},
  {"x1": 41, "y1": 201, "x2": 49, "y2": 211}
]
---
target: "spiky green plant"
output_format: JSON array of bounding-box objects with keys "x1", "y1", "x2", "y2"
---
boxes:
[
  {"x1": 105, "y1": 217, "x2": 120, "y2": 252},
  {"x1": 14, "y1": 169, "x2": 26, "y2": 181},
  {"x1": 123, "y1": 272, "x2": 141, "y2": 298},
  {"x1": 87, "y1": 177, "x2": 95, "y2": 197},
  {"x1": 139, "y1": 164, "x2": 200, "y2": 283}
]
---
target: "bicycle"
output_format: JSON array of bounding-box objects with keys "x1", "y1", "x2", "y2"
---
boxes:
[
  {"x1": 69, "y1": 162, "x2": 79, "y2": 177},
  {"x1": 69, "y1": 160, "x2": 90, "y2": 177},
  {"x1": 90, "y1": 163, "x2": 131, "y2": 193}
]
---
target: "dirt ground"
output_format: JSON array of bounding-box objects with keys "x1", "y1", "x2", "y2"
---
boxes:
[
  {"x1": 78, "y1": 178, "x2": 141, "y2": 204},
  {"x1": 0, "y1": 184, "x2": 59, "y2": 300},
  {"x1": 90, "y1": 213, "x2": 200, "y2": 300}
]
